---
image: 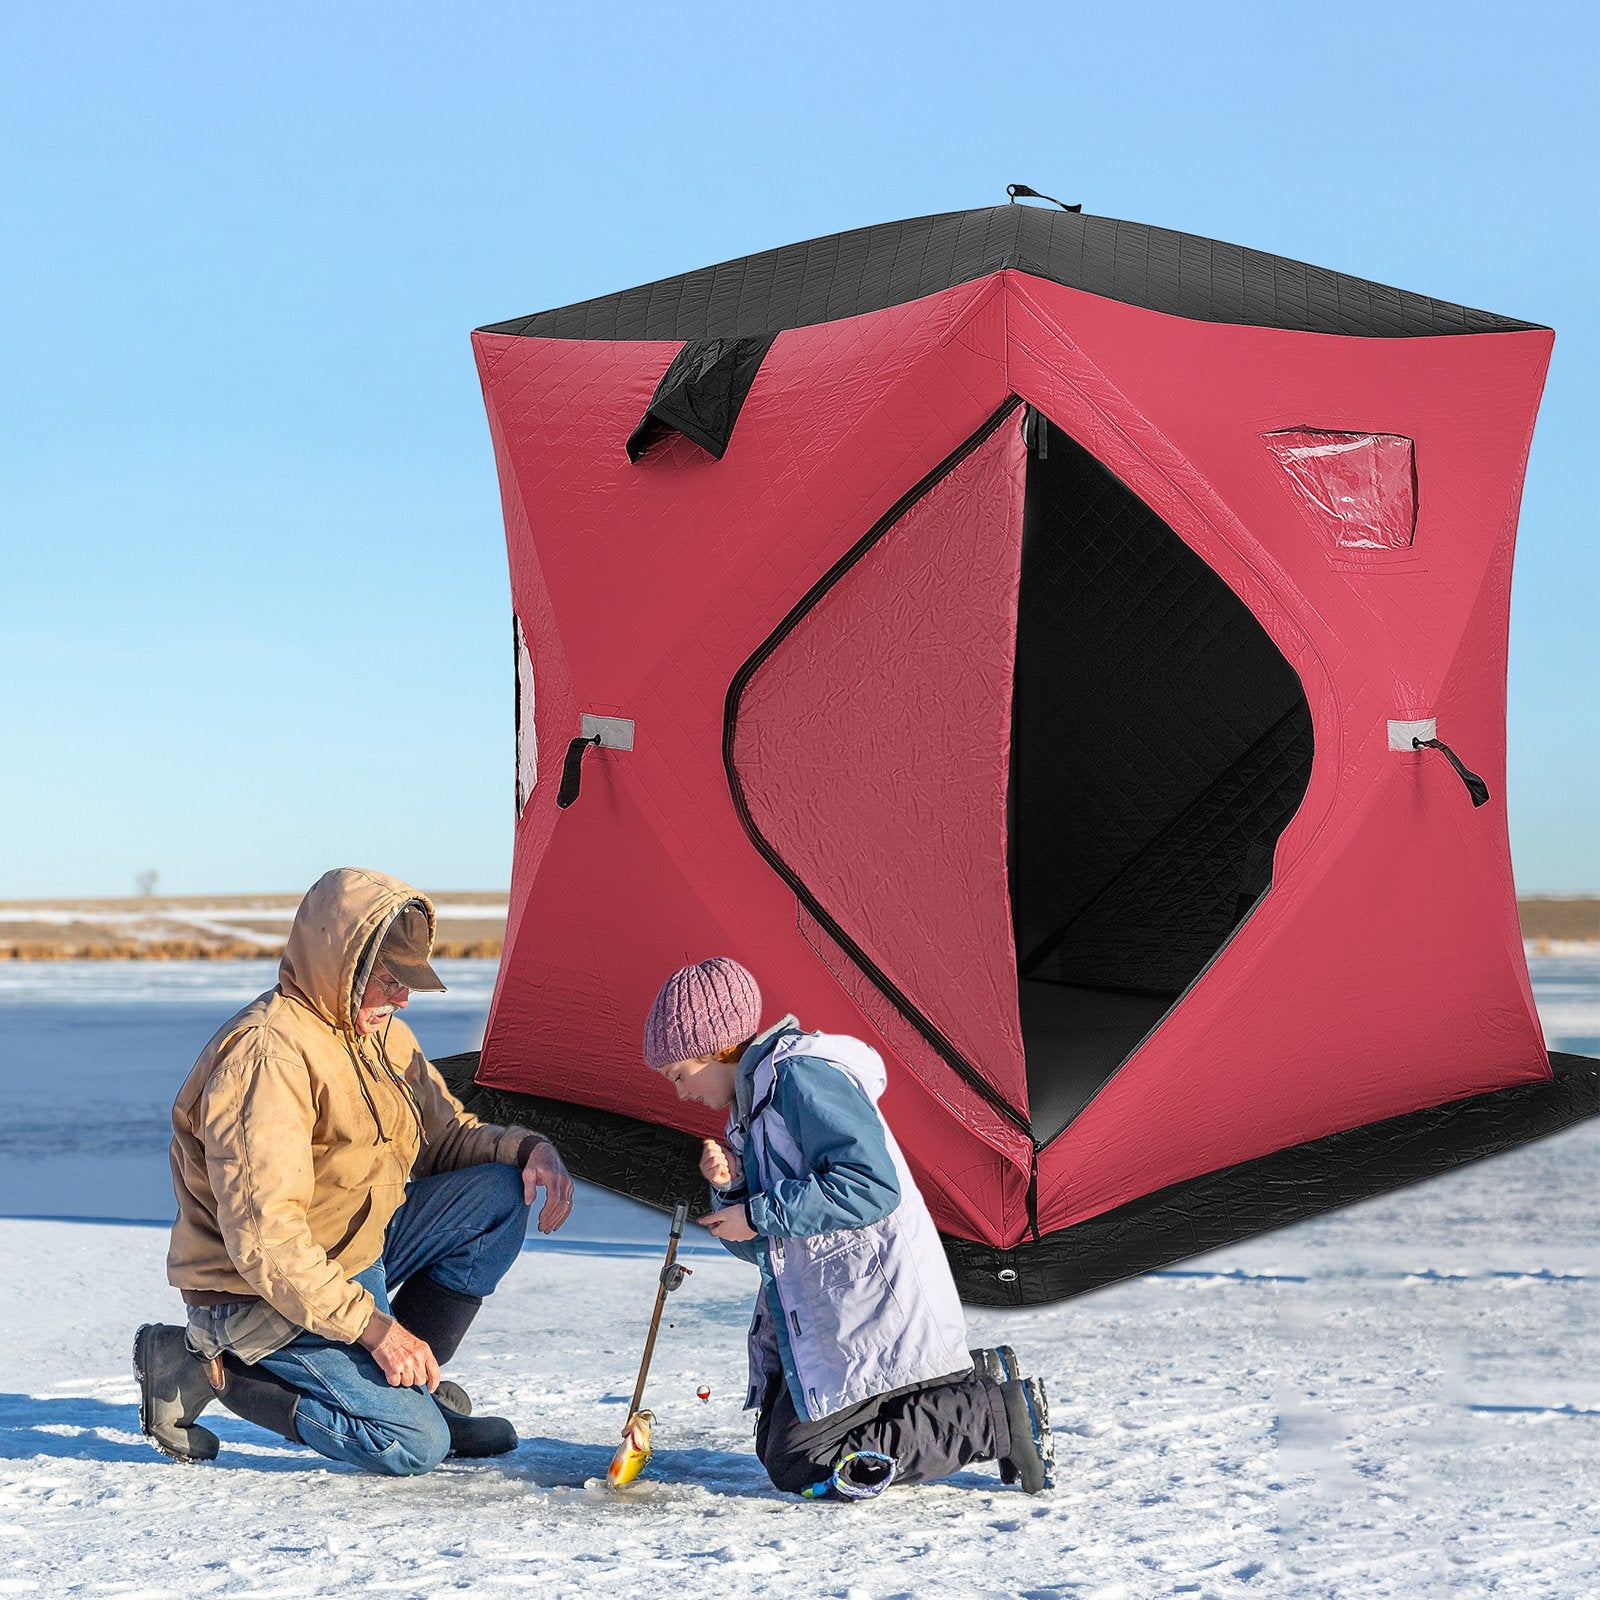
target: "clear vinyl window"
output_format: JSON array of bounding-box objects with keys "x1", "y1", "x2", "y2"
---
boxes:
[
  {"x1": 1264, "y1": 429, "x2": 1417, "y2": 552},
  {"x1": 515, "y1": 616, "x2": 537, "y2": 816}
]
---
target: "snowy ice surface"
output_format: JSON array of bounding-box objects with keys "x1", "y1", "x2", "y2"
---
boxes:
[
  {"x1": 0, "y1": 950, "x2": 1588, "y2": 1031},
  {"x1": 0, "y1": 961, "x2": 1594, "y2": 1598},
  {"x1": 3, "y1": 1134, "x2": 1596, "y2": 1600}
]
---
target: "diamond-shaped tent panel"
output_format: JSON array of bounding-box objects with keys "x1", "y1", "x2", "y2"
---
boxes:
[{"x1": 730, "y1": 415, "x2": 1030, "y2": 1120}]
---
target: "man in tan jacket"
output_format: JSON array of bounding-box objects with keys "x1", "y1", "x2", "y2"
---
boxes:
[{"x1": 135, "y1": 867, "x2": 572, "y2": 1474}]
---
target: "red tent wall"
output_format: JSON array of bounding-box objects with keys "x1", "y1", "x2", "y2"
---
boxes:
[
  {"x1": 476, "y1": 283, "x2": 1034, "y2": 1245},
  {"x1": 1002, "y1": 278, "x2": 1551, "y2": 1231},
  {"x1": 471, "y1": 262, "x2": 1556, "y2": 1262},
  {"x1": 731, "y1": 417, "x2": 1030, "y2": 1114}
]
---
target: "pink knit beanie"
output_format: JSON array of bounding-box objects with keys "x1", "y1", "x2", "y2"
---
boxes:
[{"x1": 643, "y1": 958, "x2": 762, "y2": 1069}]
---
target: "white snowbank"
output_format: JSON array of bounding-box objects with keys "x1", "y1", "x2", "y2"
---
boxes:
[
  {"x1": 1524, "y1": 938, "x2": 1600, "y2": 958},
  {"x1": 0, "y1": 959, "x2": 500, "y2": 1007},
  {"x1": 3, "y1": 1116, "x2": 1596, "y2": 1600}
]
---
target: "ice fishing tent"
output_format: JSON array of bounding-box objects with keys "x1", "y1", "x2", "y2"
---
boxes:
[{"x1": 452, "y1": 202, "x2": 1596, "y2": 1304}]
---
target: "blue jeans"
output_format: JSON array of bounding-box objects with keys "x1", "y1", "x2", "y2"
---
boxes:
[{"x1": 255, "y1": 1161, "x2": 530, "y2": 1475}]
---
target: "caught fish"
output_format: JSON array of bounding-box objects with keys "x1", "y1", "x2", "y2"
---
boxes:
[{"x1": 608, "y1": 1410, "x2": 654, "y2": 1488}]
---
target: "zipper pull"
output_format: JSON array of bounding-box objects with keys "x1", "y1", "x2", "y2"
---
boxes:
[{"x1": 1021, "y1": 405, "x2": 1049, "y2": 458}]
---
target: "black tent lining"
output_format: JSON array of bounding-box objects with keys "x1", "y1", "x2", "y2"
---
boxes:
[
  {"x1": 1023, "y1": 706, "x2": 1316, "y2": 997},
  {"x1": 1025, "y1": 891, "x2": 1264, "y2": 1156},
  {"x1": 1017, "y1": 703, "x2": 1309, "y2": 979},
  {"x1": 1009, "y1": 414, "x2": 1316, "y2": 1143},
  {"x1": 479, "y1": 206, "x2": 1542, "y2": 344},
  {"x1": 1016, "y1": 983, "x2": 1177, "y2": 1139},
  {"x1": 437, "y1": 1051, "x2": 1599, "y2": 1309},
  {"x1": 722, "y1": 395, "x2": 1033, "y2": 1139}
]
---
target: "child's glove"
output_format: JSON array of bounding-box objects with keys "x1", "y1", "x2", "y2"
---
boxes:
[{"x1": 699, "y1": 1139, "x2": 742, "y2": 1189}]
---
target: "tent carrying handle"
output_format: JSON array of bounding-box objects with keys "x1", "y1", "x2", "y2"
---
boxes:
[
  {"x1": 556, "y1": 734, "x2": 602, "y2": 809},
  {"x1": 1413, "y1": 737, "x2": 1490, "y2": 809}
]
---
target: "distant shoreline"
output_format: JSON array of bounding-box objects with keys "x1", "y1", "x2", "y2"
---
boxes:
[
  {"x1": 0, "y1": 938, "x2": 506, "y2": 962},
  {"x1": 0, "y1": 891, "x2": 508, "y2": 962},
  {"x1": 0, "y1": 892, "x2": 1593, "y2": 960}
]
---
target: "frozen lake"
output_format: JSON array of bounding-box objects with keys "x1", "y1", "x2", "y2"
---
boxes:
[
  {"x1": 0, "y1": 954, "x2": 1594, "y2": 1596},
  {"x1": 0, "y1": 954, "x2": 1594, "y2": 1224},
  {"x1": 0, "y1": 960, "x2": 498, "y2": 1223}
]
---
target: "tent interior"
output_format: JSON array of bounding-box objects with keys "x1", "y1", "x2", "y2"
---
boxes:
[{"x1": 1008, "y1": 412, "x2": 1316, "y2": 1143}]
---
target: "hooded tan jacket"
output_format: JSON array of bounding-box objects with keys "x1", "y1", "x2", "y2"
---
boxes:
[{"x1": 166, "y1": 868, "x2": 540, "y2": 1344}]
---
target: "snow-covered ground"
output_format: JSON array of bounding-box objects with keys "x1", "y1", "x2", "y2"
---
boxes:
[{"x1": 0, "y1": 959, "x2": 1594, "y2": 1598}]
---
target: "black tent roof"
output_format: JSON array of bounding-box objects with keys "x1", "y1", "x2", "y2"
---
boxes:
[{"x1": 480, "y1": 204, "x2": 1541, "y2": 344}]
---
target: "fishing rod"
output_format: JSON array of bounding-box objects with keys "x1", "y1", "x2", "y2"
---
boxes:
[{"x1": 608, "y1": 1198, "x2": 692, "y2": 1488}]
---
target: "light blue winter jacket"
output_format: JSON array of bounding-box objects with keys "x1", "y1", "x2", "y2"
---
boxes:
[{"x1": 713, "y1": 1018, "x2": 971, "y2": 1422}]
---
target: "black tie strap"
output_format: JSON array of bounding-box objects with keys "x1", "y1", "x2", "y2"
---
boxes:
[
  {"x1": 556, "y1": 734, "x2": 602, "y2": 809},
  {"x1": 1414, "y1": 737, "x2": 1490, "y2": 808},
  {"x1": 1006, "y1": 183, "x2": 1082, "y2": 213}
]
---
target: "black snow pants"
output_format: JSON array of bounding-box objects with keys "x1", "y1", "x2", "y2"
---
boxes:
[{"x1": 754, "y1": 1369, "x2": 1011, "y2": 1496}]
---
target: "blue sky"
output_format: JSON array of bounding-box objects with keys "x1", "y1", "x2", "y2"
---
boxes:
[{"x1": 2, "y1": 2, "x2": 1595, "y2": 896}]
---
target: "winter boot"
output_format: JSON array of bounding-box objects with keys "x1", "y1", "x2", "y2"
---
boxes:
[
  {"x1": 391, "y1": 1274, "x2": 518, "y2": 1456},
  {"x1": 434, "y1": 1379, "x2": 472, "y2": 1416},
  {"x1": 134, "y1": 1323, "x2": 221, "y2": 1463},
  {"x1": 434, "y1": 1396, "x2": 518, "y2": 1458},
  {"x1": 969, "y1": 1345, "x2": 1020, "y2": 1384},
  {"x1": 433, "y1": 1373, "x2": 517, "y2": 1458},
  {"x1": 390, "y1": 1274, "x2": 482, "y2": 1364},
  {"x1": 970, "y1": 1346, "x2": 1022, "y2": 1481},
  {"x1": 212, "y1": 1352, "x2": 303, "y2": 1444},
  {"x1": 999, "y1": 1377, "x2": 1055, "y2": 1494},
  {"x1": 825, "y1": 1449, "x2": 898, "y2": 1500}
]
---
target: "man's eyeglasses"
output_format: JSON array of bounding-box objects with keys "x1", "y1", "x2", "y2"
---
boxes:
[{"x1": 368, "y1": 965, "x2": 410, "y2": 998}]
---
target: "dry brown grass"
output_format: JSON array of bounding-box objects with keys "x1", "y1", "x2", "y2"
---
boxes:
[
  {"x1": 0, "y1": 892, "x2": 508, "y2": 960},
  {"x1": 1517, "y1": 897, "x2": 1600, "y2": 941},
  {"x1": 0, "y1": 894, "x2": 1589, "y2": 959},
  {"x1": 0, "y1": 938, "x2": 294, "y2": 962}
]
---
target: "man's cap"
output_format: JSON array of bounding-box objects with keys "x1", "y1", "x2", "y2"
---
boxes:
[{"x1": 377, "y1": 902, "x2": 447, "y2": 992}]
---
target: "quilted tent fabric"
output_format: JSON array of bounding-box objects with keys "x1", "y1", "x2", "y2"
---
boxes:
[
  {"x1": 1010, "y1": 419, "x2": 1314, "y2": 997},
  {"x1": 477, "y1": 280, "x2": 1033, "y2": 1252},
  {"x1": 1001, "y1": 276, "x2": 1554, "y2": 1237},
  {"x1": 471, "y1": 205, "x2": 1581, "y2": 1300},
  {"x1": 480, "y1": 204, "x2": 1542, "y2": 343},
  {"x1": 730, "y1": 412, "x2": 1030, "y2": 1121}
]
